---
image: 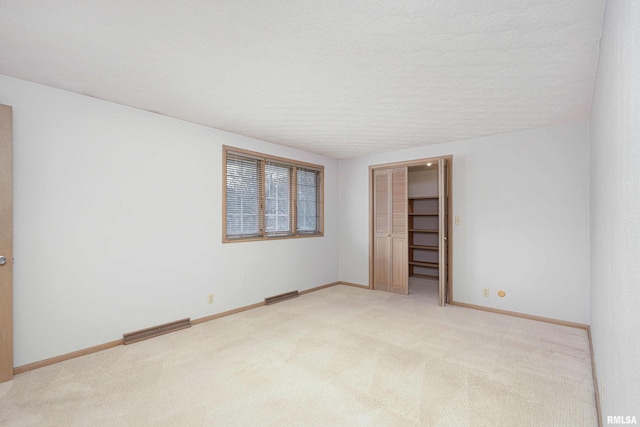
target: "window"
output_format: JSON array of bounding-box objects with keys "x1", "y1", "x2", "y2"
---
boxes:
[
  {"x1": 223, "y1": 146, "x2": 323, "y2": 242},
  {"x1": 296, "y1": 168, "x2": 320, "y2": 234},
  {"x1": 265, "y1": 162, "x2": 292, "y2": 235}
]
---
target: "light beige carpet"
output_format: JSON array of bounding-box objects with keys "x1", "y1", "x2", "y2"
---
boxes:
[{"x1": 0, "y1": 282, "x2": 597, "y2": 426}]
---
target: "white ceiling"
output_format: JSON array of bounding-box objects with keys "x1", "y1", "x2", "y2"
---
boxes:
[{"x1": 0, "y1": 1, "x2": 605, "y2": 159}]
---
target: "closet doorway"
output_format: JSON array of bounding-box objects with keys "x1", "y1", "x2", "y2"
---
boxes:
[{"x1": 369, "y1": 156, "x2": 452, "y2": 306}]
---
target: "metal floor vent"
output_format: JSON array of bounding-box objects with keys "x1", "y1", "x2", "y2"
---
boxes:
[
  {"x1": 123, "y1": 318, "x2": 191, "y2": 345},
  {"x1": 265, "y1": 290, "x2": 299, "y2": 305}
]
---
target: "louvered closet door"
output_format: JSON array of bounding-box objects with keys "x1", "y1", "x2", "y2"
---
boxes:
[
  {"x1": 389, "y1": 168, "x2": 408, "y2": 294},
  {"x1": 373, "y1": 169, "x2": 391, "y2": 291},
  {"x1": 0, "y1": 105, "x2": 13, "y2": 383},
  {"x1": 373, "y1": 168, "x2": 408, "y2": 295},
  {"x1": 438, "y1": 158, "x2": 448, "y2": 306}
]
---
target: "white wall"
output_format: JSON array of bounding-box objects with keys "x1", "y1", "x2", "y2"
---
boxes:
[
  {"x1": 408, "y1": 169, "x2": 438, "y2": 198},
  {"x1": 0, "y1": 75, "x2": 339, "y2": 367},
  {"x1": 339, "y1": 122, "x2": 590, "y2": 323},
  {"x1": 589, "y1": 0, "x2": 640, "y2": 419}
]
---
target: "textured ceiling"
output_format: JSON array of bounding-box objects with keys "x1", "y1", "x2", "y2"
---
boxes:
[{"x1": 0, "y1": 1, "x2": 605, "y2": 159}]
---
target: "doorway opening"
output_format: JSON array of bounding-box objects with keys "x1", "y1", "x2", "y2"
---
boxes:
[{"x1": 369, "y1": 156, "x2": 452, "y2": 306}]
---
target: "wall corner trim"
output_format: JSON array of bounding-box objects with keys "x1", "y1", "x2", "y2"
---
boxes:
[
  {"x1": 337, "y1": 281, "x2": 370, "y2": 289},
  {"x1": 587, "y1": 326, "x2": 603, "y2": 427},
  {"x1": 13, "y1": 340, "x2": 122, "y2": 375},
  {"x1": 448, "y1": 300, "x2": 589, "y2": 330}
]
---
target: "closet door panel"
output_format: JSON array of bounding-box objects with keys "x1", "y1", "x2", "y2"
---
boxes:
[
  {"x1": 373, "y1": 170, "x2": 391, "y2": 291},
  {"x1": 391, "y1": 168, "x2": 407, "y2": 234},
  {"x1": 391, "y1": 237, "x2": 408, "y2": 295},
  {"x1": 438, "y1": 158, "x2": 448, "y2": 306},
  {"x1": 374, "y1": 236, "x2": 390, "y2": 291},
  {"x1": 372, "y1": 167, "x2": 408, "y2": 295},
  {"x1": 390, "y1": 167, "x2": 408, "y2": 295},
  {"x1": 374, "y1": 171, "x2": 389, "y2": 235}
]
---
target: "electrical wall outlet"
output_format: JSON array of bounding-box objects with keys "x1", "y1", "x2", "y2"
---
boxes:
[
  {"x1": 207, "y1": 294, "x2": 214, "y2": 304},
  {"x1": 498, "y1": 290, "x2": 506, "y2": 297},
  {"x1": 482, "y1": 288, "x2": 489, "y2": 297}
]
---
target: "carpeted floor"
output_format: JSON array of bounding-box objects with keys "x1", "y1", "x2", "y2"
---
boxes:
[{"x1": 0, "y1": 282, "x2": 597, "y2": 426}]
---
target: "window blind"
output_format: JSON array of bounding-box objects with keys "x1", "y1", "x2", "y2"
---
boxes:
[
  {"x1": 297, "y1": 168, "x2": 319, "y2": 233},
  {"x1": 226, "y1": 152, "x2": 263, "y2": 239},
  {"x1": 265, "y1": 162, "x2": 293, "y2": 236}
]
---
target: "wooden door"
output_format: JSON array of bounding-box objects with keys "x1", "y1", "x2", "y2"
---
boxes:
[
  {"x1": 373, "y1": 168, "x2": 408, "y2": 295},
  {"x1": 389, "y1": 168, "x2": 408, "y2": 295},
  {"x1": 438, "y1": 158, "x2": 448, "y2": 306},
  {"x1": 0, "y1": 104, "x2": 13, "y2": 383},
  {"x1": 373, "y1": 170, "x2": 390, "y2": 291}
]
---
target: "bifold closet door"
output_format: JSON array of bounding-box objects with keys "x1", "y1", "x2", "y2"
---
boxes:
[
  {"x1": 0, "y1": 104, "x2": 13, "y2": 383},
  {"x1": 373, "y1": 167, "x2": 408, "y2": 295},
  {"x1": 438, "y1": 158, "x2": 448, "y2": 306}
]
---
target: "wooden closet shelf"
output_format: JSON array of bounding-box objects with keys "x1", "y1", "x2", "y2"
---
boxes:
[
  {"x1": 409, "y1": 245, "x2": 439, "y2": 250},
  {"x1": 409, "y1": 229, "x2": 439, "y2": 233},
  {"x1": 408, "y1": 196, "x2": 439, "y2": 200},
  {"x1": 411, "y1": 273, "x2": 439, "y2": 279},
  {"x1": 409, "y1": 261, "x2": 439, "y2": 268},
  {"x1": 408, "y1": 212, "x2": 438, "y2": 216}
]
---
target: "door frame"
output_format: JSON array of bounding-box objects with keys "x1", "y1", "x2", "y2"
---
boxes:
[
  {"x1": 0, "y1": 104, "x2": 13, "y2": 383},
  {"x1": 369, "y1": 155, "x2": 453, "y2": 302}
]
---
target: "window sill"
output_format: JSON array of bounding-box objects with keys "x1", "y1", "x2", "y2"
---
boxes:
[{"x1": 223, "y1": 232, "x2": 323, "y2": 244}]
